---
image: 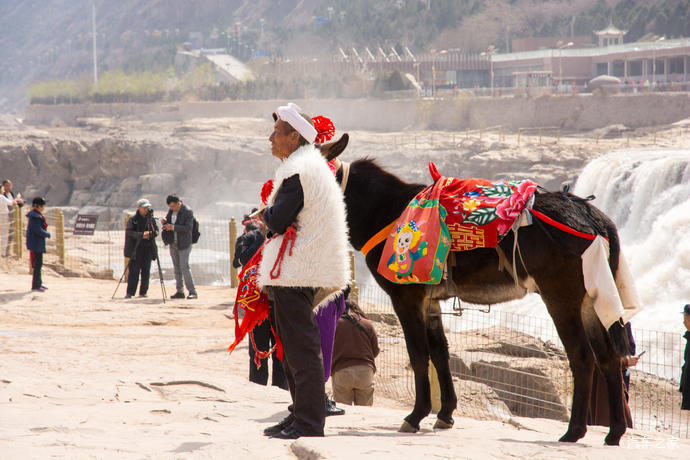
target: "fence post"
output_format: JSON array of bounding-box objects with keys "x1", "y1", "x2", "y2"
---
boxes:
[
  {"x1": 229, "y1": 217, "x2": 238, "y2": 288},
  {"x1": 123, "y1": 213, "x2": 131, "y2": 278},
  {"x1": 627, "y1": 132, "x2": 630, "y2": 146},
  {"x1": 557, "y1": 129, "x2": 560, "y2": 144},
  {"x1": 349, "y1": 250, "x2": 358, "y2": 303},
  {"x1": 429, "y1": 359, "x2": 441, "y2": 412},
  {"x1": 54, "y1": 208, "x2": 65, "y2": 266},
  {"x1": 538, "y1": 128, "x2": 542, "y2": 144},
  {"x1": 13, "y1": 204, "x2": 22, "y2": 258}
]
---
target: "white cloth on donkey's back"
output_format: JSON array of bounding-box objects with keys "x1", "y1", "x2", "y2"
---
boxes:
[{"x1": 581, "y1": 235, "x2": 643, "y2": 328}]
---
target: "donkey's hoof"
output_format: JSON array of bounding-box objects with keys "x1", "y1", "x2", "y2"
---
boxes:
[
  {"x1": 559, "y1": 429, "x2": 585, "y2": 443},
  {"x1": 433, "y1": 418, "x2": 454, "y2": 430},
  {"x1": 398, "y1": 420, "x2": 419, "y2": 433},
  {"x1": 604, "y1": 433, "x2": 622, "y2": 446}
]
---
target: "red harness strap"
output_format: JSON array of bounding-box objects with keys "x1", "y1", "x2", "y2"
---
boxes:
[
  {"x1": 269, "y1": 225, "x2": 297, "y2": 280},
  {"x1": 531, "y1": 209, "x2": 607, "y2": 241}
]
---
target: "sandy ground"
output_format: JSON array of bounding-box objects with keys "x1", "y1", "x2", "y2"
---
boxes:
[{"x1": 1, "y1": 270, "x2": 689, "y2": 459}]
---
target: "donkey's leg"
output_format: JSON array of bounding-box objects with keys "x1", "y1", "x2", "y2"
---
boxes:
[
  {"x1": 425, "y1": 303, "x2": 457, "y2": 428},
  {"x1": 540, "y1": 291, "x2": 596, "y2": 443},
  {"x1": 389, "y1": 290, "x2": 433, "y2": 432},
  {"x1": 580, "y1": 297, "x2": 628, "y2": 446}
]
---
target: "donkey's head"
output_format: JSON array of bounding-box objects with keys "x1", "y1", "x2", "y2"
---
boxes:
[{"x1": 317, "y1": 133, "x2": 349, "y2": 161}]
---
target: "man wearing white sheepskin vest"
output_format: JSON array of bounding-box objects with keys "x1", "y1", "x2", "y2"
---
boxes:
[{"x1": 259, "y1": 103, "x2": 350, "y2": 440}]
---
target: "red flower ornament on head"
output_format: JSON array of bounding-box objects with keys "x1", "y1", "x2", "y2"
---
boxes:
[
  {"x1": 312, "y1": 116, "x2": 335, "y2": 144},
  {"x1": 261, "y1": 179, "x2": 274, "y2": 205}
]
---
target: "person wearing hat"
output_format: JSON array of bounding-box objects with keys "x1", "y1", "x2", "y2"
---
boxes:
[
  {"x1": 25, "y1": 197, "x2": 50, "y2": 291},
  {"x1": 123, "y1": 198, "x2": 159, "y2": 299},
  {"x1": 681, "y1": 304, "x2": 690, "y2": 410},
  {"x1": 258, "y1": 103, "x2": 350, "y2": 440}
]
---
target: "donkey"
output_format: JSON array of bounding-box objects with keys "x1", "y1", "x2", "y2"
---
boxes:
[{"x1": 319, "y1": 135, "x2": 630, "y2": 446}]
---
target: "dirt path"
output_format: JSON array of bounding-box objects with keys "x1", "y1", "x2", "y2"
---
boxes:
[{"x1": 1, "y1": 271, "x2": 688, "y2": 459}]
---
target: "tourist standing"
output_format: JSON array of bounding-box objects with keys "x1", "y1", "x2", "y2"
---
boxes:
[
  {"x1": 124, "y1": 199, "x2": 159, "y2": 299},
  {"x1": 259, "y1": 103, "x2": 349, "y2": 439},
  {"x1": 161, "y1": 195, "x2": 197, "y2": 299},
  {"x1": 1, "y1": 179, "x2": 23, "y2": 257},
  {"x1": 25, "y1": 197, "x2": 50, "y2": 291},
  {"x1": 681, "y1": 304, "x2": 690, "y2": 410}
]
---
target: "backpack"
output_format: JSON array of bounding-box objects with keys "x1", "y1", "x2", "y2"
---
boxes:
[{"x1": 192, "y1": 217, "x2": 201, "y2": 244}]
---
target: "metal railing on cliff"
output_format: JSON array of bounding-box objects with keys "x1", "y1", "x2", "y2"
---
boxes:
[{"x1": 358, "y1": 283, "x2": 690, "y2": 440}]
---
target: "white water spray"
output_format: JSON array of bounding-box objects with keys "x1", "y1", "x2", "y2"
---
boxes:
[{"x1": 574, "y1": 149, "x2": 690, "y2": 331}]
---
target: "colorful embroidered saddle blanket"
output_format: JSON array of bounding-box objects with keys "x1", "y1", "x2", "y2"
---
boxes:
[
  {"x1": 376, "y1": 163, "x2": 537, "y2": 284},
  {"x1": 429, "y1": 162, "x2": 538, "y2": 251}
]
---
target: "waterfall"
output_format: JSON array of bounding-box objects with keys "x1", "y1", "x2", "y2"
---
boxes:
[{"x1": 574, "y1": 149, "x2": 690, "y2": 332}]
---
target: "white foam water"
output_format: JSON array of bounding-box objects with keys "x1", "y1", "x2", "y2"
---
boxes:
[{"x1": 574, "y1": 149, "x2": 690, "y2": 333}]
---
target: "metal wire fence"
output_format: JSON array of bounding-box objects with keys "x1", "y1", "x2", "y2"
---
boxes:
[
  {"x1": 6, "y1": 206, "x2": 239, "y2": 288},
  {"x1": 357, "y1": 283, "x2": 690, "y2": 438}
]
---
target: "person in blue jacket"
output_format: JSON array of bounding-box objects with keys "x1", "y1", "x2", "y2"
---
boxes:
[{"x1": 26, "y1": 197, "x2": 50, "y2": 291}]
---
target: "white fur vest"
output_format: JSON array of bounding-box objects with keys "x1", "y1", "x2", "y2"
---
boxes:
[{"x1": 258, "y1": 144, "x2": 351, "y2": 291}]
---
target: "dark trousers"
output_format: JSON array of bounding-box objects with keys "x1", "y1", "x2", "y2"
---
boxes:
[
  {"x1": 249, "y1": 303, "x2": 288, "y2": 389},
  {"x1": 31, "y1": 251, "x2": 43, "y2": 289},
  {"x1": 271, "y1": 286, "x2": 325, "y2": 436},
  {"x1": 126, "y1": 251, "x2": 152, "y2": 296}
]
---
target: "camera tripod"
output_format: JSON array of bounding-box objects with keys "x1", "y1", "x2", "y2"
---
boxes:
[{"x1": 112, "y1": 210, "x2": 167, "y2": 302}]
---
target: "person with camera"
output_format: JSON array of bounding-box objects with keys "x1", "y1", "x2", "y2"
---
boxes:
[
  {"x1": 124, "y1": 198, "x2": 159, "y2": 299},
  {"x1": 161, "y1": 194, "x2": 197, "y2": 300}
]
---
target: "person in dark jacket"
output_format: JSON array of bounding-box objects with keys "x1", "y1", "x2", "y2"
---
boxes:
[
  {"x1": 681, "y1": 304, "x2": 690, "y2": 410},
  {"x1": 124, "y1": 199, "x2": 159, "y2": 299},
  {"x1": 233, "y1": 218, "x2": 287, "y2": 390},
  {"x1": 25, "y1": 197, "x2": 50, "y2": 292},
  {"x1": 161, "y1": 195, "x2": 197, "y2": 299}
]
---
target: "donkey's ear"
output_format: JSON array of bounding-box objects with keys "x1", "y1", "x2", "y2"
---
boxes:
[{"x1": 318, "y1": 133, "x2": 349, "y2": 161}]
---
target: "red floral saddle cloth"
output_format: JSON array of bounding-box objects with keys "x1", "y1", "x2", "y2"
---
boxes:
[
  {"x1": 376, "y1": 163, "x2": 538, "y2": 285},
  {"x1": 428, "y1": 163, "x2": 538, "y2": 251}
]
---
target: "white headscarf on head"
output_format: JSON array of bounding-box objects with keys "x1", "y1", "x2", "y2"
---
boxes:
[{"x1": 274, "y1": 102, "x2": 317, "y2": 144}]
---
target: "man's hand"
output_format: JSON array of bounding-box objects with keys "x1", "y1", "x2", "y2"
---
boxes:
[
  {"x1": 163, "y1": 224, "x2": 174, "y2": 231},
  {"x1": 143, "y1": 231, "x2": 151, "y2": 239}
]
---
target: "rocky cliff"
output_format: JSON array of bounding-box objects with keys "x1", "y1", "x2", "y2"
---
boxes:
[{"x1": 3, "y1": 112, "x2": 687, "y2": 225}]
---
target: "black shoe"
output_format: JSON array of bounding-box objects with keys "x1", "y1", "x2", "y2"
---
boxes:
[
  {"x1": 326, "y1": 398, "x2": 345, "y2": 416},
  {"x1": 137, "y1": 294, "x2": 147, "y2": 298},
  {"x1": 187, "y1": 293, "x2": 198, "y2": 299},
  {"x1": 263, "y1": 414, "x2": 295, "y2": 437},
  {"x1": 170, "y1": 292, "x2": 185, "y2": 299},
  {"x1": 124, "y1": 294, "x2": 133, "y2": 299},
  {"x1": 270, "y1": 426, "x2": 304, "y2": 440}
]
